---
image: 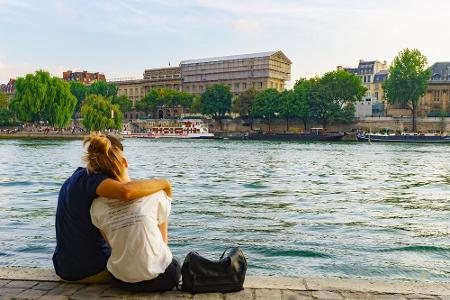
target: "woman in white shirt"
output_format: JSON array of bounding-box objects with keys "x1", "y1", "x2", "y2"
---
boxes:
[{"x1": 89, "y1": 134, "x2": 180, "y2": 292}]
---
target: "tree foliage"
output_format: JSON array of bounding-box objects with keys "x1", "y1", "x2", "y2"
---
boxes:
[
  {"x1": 232, "y1": 88, "x2": 258, "y2": 117},
  {"x1": 136, "y1": 89, "x2": 161, "y2": 115},
  {"x1": 190, "y1": 96, "x2": 202, "y2": 114},
  {"x1": 69, "y1": 81, "x2": 88, "y2": 116},
  {"x1": 293, "y1": 78, "x2": 317, "y2": 131},
  {"x1": 252, "y1": 88, "x2": 281, "y2": 131},
  {"x1": 135, "y1": 88, "x2": 193, "y2": 117},
  {"x1": 81, "y1": 94, "x2": 122, "y2": 132},
  {"x1": 44, "y1": 77, "x2": 77, "y2": 127},
  {"x1": 0, "y1": 93, "x2": 8, "y2": 110},
  {"x1": 112, "y1": 95, "x2": 133, "y2": 113},
  {"x1": 200, "y1": 84, "x2": 232, "y2": 120},
  {"x1": 88, "y1": 81, "x2": 118, "y2": 98},
  {"x1": 0, "y1": 109, "x2": 14, "y2": 126},
  {"x1": 12, "y1": 70, "x2": 76, "y2": 127},
  {"x1": 383, "y1": 48, "x2": 431, "y2": 132},
  {"x1": 309, "y1": 70, "x2": 366, "y2": 128}
]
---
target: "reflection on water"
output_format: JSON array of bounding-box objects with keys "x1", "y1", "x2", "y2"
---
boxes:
[{"x1": 0, "y1": 139, "x2": 449, "y2": 281}]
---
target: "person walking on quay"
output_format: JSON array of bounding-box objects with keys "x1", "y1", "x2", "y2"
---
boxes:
[{"x1": 53, "y1": 133, "x2": 173, "y2": 284}]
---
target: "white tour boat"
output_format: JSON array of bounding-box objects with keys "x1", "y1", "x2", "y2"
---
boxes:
[{"x1": 122, "y1": 119, "x2": 214, "y2": 139}]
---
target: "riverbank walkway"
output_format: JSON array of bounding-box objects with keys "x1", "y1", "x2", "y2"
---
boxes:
[{"x1": 0, "y1": 268, "x2": 449, "y2": 299}]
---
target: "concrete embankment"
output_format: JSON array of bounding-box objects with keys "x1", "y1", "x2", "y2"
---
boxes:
[
  {"x1": 206, "y1": 117, "x2": 450, "y2": 134},
  {"x1": 0, "y1": 132, "x2": 85, "y2": 140},
  {"x1": 0, "y1": 267, "x2": 449, "y2": 299}
]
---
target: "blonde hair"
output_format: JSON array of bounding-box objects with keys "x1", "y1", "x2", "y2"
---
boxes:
[{"x1": 83, "y1": 132, "x2": 124, "y2": 180}]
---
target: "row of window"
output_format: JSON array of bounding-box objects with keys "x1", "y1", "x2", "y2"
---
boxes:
[
  {"x1": 431, "y1": 90, "x2": 450, "y2": 102},
  {"x1": 120, "y1": 85, "x2": 180, "y2": 96},
  {"x1": 184, "y1": 81, "x2": 274, "y2": 93},
  {"x1": 432, "y1": 74, "x2": 450, "y2": 80},
  {"x1": 146, "y1": 74, "x2": 180, "y2": 80},
  {"x1": 362, "y1": 75, "x2": 371, "y2": 83}
]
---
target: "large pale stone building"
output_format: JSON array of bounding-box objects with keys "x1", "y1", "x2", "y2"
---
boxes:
[
  {"x1": 114, "y1": 67, "x2": 182, "y2": 104},
  {"x1": 113, "y1": 51, "x2": 292, "y2": 120},
  {"x1": 180, "y1": 51, "x2": 292, "y2": 96},
  {"x1": 338, "y1": 60, "x2": 389, "y2": 118}
]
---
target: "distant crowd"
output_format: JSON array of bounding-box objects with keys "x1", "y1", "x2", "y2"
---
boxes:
[{"x1": 0, "y1": 124, "x2": 86, "y2": 135}]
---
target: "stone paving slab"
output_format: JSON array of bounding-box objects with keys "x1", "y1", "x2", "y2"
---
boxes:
[{"x1": 0, "y1": 268, "x2": 449, "y2": 300}]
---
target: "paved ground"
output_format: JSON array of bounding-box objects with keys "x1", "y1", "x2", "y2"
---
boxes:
[{"x1": 0, "y1": 268, "x2": 449, "y2": 299}]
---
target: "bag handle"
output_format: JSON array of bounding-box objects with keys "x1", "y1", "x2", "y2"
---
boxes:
[{"x1": 220, "y1": 247, "x2": 236, "y2": 260}]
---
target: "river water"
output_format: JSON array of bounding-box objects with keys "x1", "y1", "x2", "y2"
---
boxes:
[{"x1": 0, "y1": 138, "x2": 449, "y2": 281}]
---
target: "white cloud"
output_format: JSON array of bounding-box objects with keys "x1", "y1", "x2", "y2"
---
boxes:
[{"x1": 232, "y1": 19, "x2": 261, "y2": 32}]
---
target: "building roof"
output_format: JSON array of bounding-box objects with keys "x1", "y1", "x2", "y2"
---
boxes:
[
  {"x1": 180, "y1": 50, "x2": 291, "y2": 65},
  {"x1": 144, "y1": 66, "x2": 181, "y2": 72},
  {"x1": 374, "y1": 70, "x2": 389, "y2": 83},
  {"x1": 430, "y1": 62, "x2": 450, "y2": 81},
  {"x1": 343, "y1": 67, "x2": 358, "y2": 74}
]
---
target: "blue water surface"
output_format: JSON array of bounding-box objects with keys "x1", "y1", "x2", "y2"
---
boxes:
[{"x1": 0, "y1": 139, "x2": 449, "y2": 281}]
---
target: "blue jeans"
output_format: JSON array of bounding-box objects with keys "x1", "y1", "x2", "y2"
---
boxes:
[{"x1": 112, "y1": 258, "x2": 181, "y2": 292}]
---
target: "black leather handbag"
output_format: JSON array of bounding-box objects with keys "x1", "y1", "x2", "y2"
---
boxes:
[{"x1": 179, "y1": 247, "x2": 247, "y2": 293}]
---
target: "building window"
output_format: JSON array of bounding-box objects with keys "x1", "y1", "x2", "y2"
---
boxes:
[
  {"x1": 432, "y1": 74, "x2": 441, "y2": 80},
  {"x1": 124, "y1": 89, "x2": 127, "y2": 95},
  {"x1": 234, "y1": 83, "x2": 240, "y2": 90},
  {"x1": 375, "y1": 92, "x2": 378, "y2": 100},
  {"x1": 433, "y1": 90, "x2": 441, "y2": 102},
  {"x1": 243, "y1": 82, "x2": 247, "y2": 89}
]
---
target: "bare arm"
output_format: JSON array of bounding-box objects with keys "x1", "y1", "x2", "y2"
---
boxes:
[
  {"x1": 158, "y1": 221, "x2": 168, "y2": 244},
  {"x1": 96, "y1": 178, "x2": 172, "y2": 201}
]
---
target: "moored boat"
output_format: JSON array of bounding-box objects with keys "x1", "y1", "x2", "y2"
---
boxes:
[
  {"x1": 357, "y1": 132, "x2": 450, "y2": 143},
  {"x1": 248, "y1": 128, "x2": 344, "y2": 141}
]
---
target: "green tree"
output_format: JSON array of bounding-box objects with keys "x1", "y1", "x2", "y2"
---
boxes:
[
  {"x1": 383, "y1": 48, "x2": 431, "y2": 132},
  {"x1": 232, "y1": 88, "x2": 258, "y2": 129},
  {"x1": 44, "y1": 77, "x2": 77, "y2": 128},
  {"x1": 135, "y1": 89, "x2": 162, "y2": 116},
  {"x1": 293, "y1": 78, "x2": 318, "y2": 131},
  {"x1": 190, "y1": 96, "x2": 202, "y2": 114},
  {"x1": 69, "y1": 81, "x2": 88, "y2": 116},
  {"x1": 279, "y1": 90, "x2": 299, "y2": 132},
  {"x1": 112, "y1": 95, "x2": 133, "y2": 113},
  {"x1": 158, "y1": 89, "x2": 193, "y2": 116},
  {"x1": 310, "y1": 70, "x2": 366, "y2": 128},
  {"x1": 88, "y1": 80, "x2": 118, "y2": 98},
  {"x1": 13, "y1": 70, "x2": 52, "y2": 123},
  {"x1": 252, "y1": 88, "x2": 281, "y2": 132},
  {"x1": 0, "y1": 109, "x2": 14, "y2": 126},
  {"x1": 0, "y1": 93, "x2": 8, "y2": 109},
  {"x1": 200, "y1": 84, "x2": 232, "y2": 129},
  {"x1": 13, "y1": 70, "x2": 76, "y2": 127},
  {"x1": 81, "y1": 94, "x2": 122, "y2": 132}
]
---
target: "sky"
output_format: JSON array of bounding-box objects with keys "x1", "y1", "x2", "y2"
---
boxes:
[{"x1": 1, "y1": 0, "x2": 450, "y2": 86}]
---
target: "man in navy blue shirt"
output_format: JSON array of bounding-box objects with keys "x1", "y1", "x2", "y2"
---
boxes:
[{"x1": 53, "y1": 134, "x2": 172, "y2": 282}]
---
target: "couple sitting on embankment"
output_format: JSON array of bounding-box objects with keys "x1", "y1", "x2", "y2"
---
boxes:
[{"x1": 53, "y1": 133, "x2": 180, "y2": 292}]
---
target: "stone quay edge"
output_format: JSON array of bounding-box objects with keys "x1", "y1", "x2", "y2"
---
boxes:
[{"x1": 0, "y1": 267, "x2": 449, "y2": 299}]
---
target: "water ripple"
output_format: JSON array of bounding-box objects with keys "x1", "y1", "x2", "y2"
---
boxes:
[{"x1": 0, "y1": 138, "x2": 449, "y2": 281}]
